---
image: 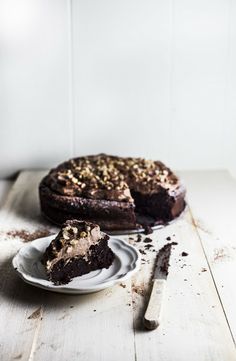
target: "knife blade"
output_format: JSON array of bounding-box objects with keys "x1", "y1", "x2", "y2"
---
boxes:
[{"x1": 143, "y1": 243, "x2": 173, "y2": 330}]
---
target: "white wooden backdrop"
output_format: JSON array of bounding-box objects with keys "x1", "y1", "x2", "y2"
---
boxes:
[{"x1": 1, "y1": 0, "x2": 236, "y2": 178}]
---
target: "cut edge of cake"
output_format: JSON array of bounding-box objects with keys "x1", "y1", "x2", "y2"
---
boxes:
[{"x1": 42, "y1": 219, "x2": 115, "y2": 285}]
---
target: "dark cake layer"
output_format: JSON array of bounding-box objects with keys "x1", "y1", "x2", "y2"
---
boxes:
[
  {"x1": 40, "y1": 181, "x2": 137, "y2": 230},
  {"x1": 41, "y1": 201, "x2": 138, "y2": 230},
  {"x1": 45, "y1": 238, "x2": 114, "y2": 285}
]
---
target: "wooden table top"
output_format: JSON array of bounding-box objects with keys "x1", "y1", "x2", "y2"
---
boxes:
[{"x1": 0, "y1": 170, "x2": 236, "y2": 361}]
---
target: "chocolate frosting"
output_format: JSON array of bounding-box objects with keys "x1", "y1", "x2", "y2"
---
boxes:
[{"x1": 45, "y1": 154, "x2": 179, "y2": 202}]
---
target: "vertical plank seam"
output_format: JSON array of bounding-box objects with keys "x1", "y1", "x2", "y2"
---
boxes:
[
  {"x1": 27, "y1": 306, "x2": 44, "y2": 361},
  {"x1": 188, "y1": 205, "x2": 236, "y2": 347},
  {"x1": 68, "y1": 0, "x2": 76, "y2": 158},
  {"x1": 131, "y1": 280, "x2": 138, "y2": 361}
]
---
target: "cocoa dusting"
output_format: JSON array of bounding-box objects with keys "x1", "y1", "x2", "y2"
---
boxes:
[
  {"x1": 132, "y1": 284, "x2": 145, "y2": 297},
  {"x1": 214, "y1": 248, "x2": 229, "y2": 262},
  {"x1": 5, "y1": 229, "x2": 53, "y2": 242}
]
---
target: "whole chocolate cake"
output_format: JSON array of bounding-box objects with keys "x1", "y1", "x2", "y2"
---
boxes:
[
  {"x1": 39, "y1": 154, "x2": 186, "y2": 231},
  {"x1": 42, "y1": 219, "x2": 114, "y2": 285}
]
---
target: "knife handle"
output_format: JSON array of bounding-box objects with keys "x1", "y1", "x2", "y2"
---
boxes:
[{"x1": 143, "y1": 279, "x2": 166, "y2": 330}]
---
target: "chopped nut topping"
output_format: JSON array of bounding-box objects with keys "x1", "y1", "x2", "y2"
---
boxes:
[
  {"x1": 70, "y1": 239, "x2": 78, "y2": 246},
  {"x1": 48, "y1": 154, "x2": 178, "y2": 200},
  {"x1": 80, "y1": 231, "x2": 87, "y2": 238}
]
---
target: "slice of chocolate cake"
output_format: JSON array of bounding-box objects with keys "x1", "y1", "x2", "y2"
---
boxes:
[{"x1": 42, "y1": 220, "x2": 115, "y2": 285}]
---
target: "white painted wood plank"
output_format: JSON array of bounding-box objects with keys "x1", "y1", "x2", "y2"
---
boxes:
[
  {"x1": 0, "y1": 241, "x2": 46, "y2": 361},
  {"x1": 0, "y1": 180, "x2": 13, "y2": 209},
  {"x1": 33, "y1": 282, "x2": 134, "y2": 361},
  {"x1": 131, "y1": 209, "x2": 236, "y2": 361},
  {"x1": 0, "y1": 171, "x2": 57, "y2": 233},
  {"x1": 181, "y1": 170, "x2": 236, "y2": 342},
  {"x1": 1, "y1": 170, "x2": 236, "y2": 361},
  {"x1": 0, "y1": 0, "x2": 72, "y2": 178},
  {"x1": 0, "y1": 173, "x2": 56, "y2": 361},
  {"x1": 0, "y1": 171, "x2": 135, "y2": 361},
  {"x1": 72, "y1": 0, "x2": 173, "y2": 163}
]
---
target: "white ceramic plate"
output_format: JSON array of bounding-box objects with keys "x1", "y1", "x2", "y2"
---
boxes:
[{"x1": 12, "y1": 235, "x2": 141, "y2": 294}]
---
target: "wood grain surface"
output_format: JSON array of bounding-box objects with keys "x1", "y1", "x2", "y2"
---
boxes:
[{"x1": 0, "y1": 171, "x2": 235, "y2": 361}]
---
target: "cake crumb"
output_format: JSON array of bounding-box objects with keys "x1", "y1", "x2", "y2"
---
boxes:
[
  {"x1": 181, "y1": 251, "x2": 188, "y2": 257},
  {"x1": 144, "y1": 244, "x2": 153, "y2": 250},
  {"x1": 201, "y1": 267, "x2": 207, "y2": 272},
  {"x1": 143, "y1": 237, "x2": 152, "y2": 243},
  {"x1": 132, "y1": 284, "x2": 145, "y2": 297},
  {"x1": 136, "y1": 234, "x2": 142, "y2": 242},
  {"x1": 139, "y1": 249, "x2": 146, "y2": 255},
  {"x1": 143, "y1": 225, "x2": 153, "y2": 235},
  {"x1": 120, "y1": 283, "x2": 126, "y2": 289},
  {"x1": 166, "y1": 236, "x2": 171, "y2": 241},
  {"x1": 128, "y1": 237, "x2": 135, "y2": 245}
]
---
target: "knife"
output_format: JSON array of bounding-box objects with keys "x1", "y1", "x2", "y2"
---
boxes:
[{"x1": 143, "y1": 243, "x2": 172, "y2": 330}]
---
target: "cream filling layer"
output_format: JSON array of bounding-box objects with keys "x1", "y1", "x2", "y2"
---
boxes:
[{"x1": 46, "y1": 226, "x2": 105, "y2": 271}]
